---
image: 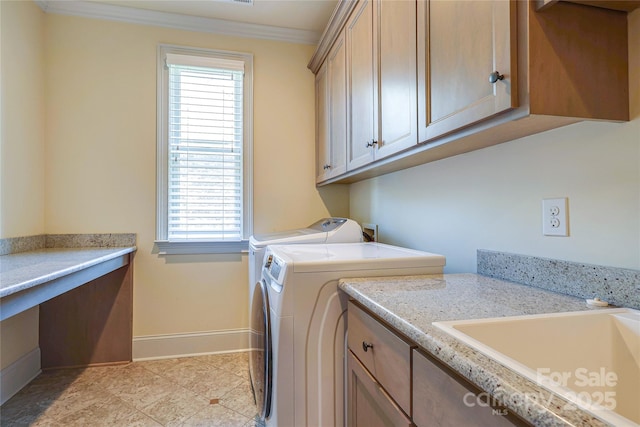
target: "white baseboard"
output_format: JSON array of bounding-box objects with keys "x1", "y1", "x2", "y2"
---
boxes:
[
  {"x1": 0, "y1": 347, "x2": 41, "y2": 405},
  {"x1": 132, "y1": 328, "x2": 250, "y2": 361}
]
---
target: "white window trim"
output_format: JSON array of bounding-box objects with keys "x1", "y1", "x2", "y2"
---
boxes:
[{"x1": 155, "y1": 44, "x2": 253, "y2": 255}]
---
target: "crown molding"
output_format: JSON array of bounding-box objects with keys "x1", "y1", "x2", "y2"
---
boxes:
[
  {"x1": 34, "y1": 0, "x2": 321, "y2": 45},
  {"x1": 307, "y1": 0, "x2": 357, "y2": 73}
]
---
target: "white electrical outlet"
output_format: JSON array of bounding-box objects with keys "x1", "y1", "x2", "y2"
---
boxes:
[{"x1": 542, "y1": 198, "x2": 569, "y2": 236}]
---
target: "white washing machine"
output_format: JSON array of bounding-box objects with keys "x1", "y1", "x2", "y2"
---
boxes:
[{"x1": 249, "y1": 243, "x2": 445, "y2": 427}]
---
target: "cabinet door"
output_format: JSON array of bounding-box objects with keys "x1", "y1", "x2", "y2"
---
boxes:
[
  {"x1": 327, "y1": 33, "x2": 348, "y2": 180},
  {"x1": 375, "y1": 0, "x2": 418, "y2": 160},
  {"x1": 347, "y1": 301, "x2": 411, "y2": 414},
  {"x1": 346, "y1": 0, "x2": 376, "y2": 171},
  {"x1": 315, "y1": 63, "x2": 331, "y2": 183},
  {"x1": 347, "y1": 351, "x2": 412, "y2": 427},
  {"x1": 413, "y1": 349, "x2": 527, "y2": 427},
  {"x1": 418, "y1": 0, "x2": 516, "y2": 142}
]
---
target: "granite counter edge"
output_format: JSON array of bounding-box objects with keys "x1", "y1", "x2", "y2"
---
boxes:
[{"x1": 0, "y1": 246, "x2": 137, "y2": 298}]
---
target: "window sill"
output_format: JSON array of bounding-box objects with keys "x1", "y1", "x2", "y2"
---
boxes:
[{"x1": 155, "y1": 240, "x2": 249, "y2": 255}]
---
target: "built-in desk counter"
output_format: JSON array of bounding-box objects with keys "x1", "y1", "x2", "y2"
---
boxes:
[
  {"x1": 1, "y1": 247, "x2": 136, "y2": 320},
  {"x1": 0, "y1": 243, "x2": 136, "y2": 369}
]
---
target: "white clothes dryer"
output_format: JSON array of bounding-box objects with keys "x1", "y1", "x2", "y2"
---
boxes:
[
  {"x1": 249, "y1": 243, "x2": 445, "y2": 427},
  {"x1": 249, "y1": 218, "x2": 362, "y2": 294},
  {"x1": 248, "y1": 218, "x2": 362, "y2": 326}
]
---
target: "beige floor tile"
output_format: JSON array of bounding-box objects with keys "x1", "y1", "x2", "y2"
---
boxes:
[
  {"x1": 1, "y1": 352, "x2": 255, "y2": 427},
  {"x1": 219, "y1": 379, "x2": 258, "y2": 419},
  {"x1": 90, "y1": 363, "x2": 152, "y2": 387},
  {"x1": 201, "y1": 353, "x2": 250, "y2": 380},
  {"x1": 159, "y1": 358, "x2": 244, "y2": 399},
  {"x1": 40, "y1": 382, "x2": 113, "y2": 420},
  {"x1": 139, "y1": 388, "x2": 210, "y2": 426},
  {"x1": 1, "y1": 413, "x2": 65, "y2": 427},
  {"x1": 97, "y1": 365, "x2": 177, "y2": 409},
  {"x1": 56, "y1": 393, "x2": 161, "y2": 427},
  {"x1": 243, "y1": 414, "x2": 266, "y2": 427},
  {"x1": 136, "y1": 357, "x2": 192, "y2": 375},
  {"x1": 26, "y1": 416, "x2": 65, "y2": 427},
  {"x1": 181, "y1": 403, "x2": 251, "y2": 427},
  {"x1": 1, "y1": 386, "x2": 55, "y2": 425},
  {"x1": 0, "y1": 407, "x2": 58, "y2": 427}
]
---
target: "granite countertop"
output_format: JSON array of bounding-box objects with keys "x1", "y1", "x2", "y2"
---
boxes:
[
  {"x1": 339, "y1": 273, "x2": 612, "y2": 427},
  {"x1": 0, "y1": 246, "x2": 136, "y2": 298}
]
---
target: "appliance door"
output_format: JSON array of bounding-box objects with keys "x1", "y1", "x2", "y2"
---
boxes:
[{"x1": 249, "y1": 279, "x2": 272, "y2": 420}]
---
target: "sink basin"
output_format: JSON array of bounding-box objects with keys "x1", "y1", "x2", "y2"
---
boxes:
[{"x1": 434, "y1": 308, "x2": 640, "y2": 426}]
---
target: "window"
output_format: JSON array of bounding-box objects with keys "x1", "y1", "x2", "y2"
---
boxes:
[{"x1": 156, "y1": 45, "x2": 253, "y2": 254}]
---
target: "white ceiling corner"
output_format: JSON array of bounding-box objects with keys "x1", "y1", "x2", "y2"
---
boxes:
[{"x1": 34, "y1": 0, "x2": 337, "y2": 45}]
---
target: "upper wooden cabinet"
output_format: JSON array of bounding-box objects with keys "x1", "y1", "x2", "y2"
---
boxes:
[
  {"x1": 315, "y1": 64, "x2": 331, "y2": 183},
  {"x1": 316, "y1": 32, "x2": 348, "y2": 183},
  {"x1": 536, "y1": 0, "x2": 640, "y2": 12},
  {"x1": 375, "y1": 0, "x2": 418, "y2": 160},
  {"x1": 527, "y1": 1, "x2": 629, "y2": 120},
  {"x1": 346, "y1": 0, "x2": 418, "y2": 171},
  {"x1": 418, "y1": 0, "x2": 516, "y2": 141},
  {"x1": 345, "y1": 0, "x2": 376, "y2": 170},
  {"x1": 308, "y1": 0, "x2": 632, "y2": 185}
]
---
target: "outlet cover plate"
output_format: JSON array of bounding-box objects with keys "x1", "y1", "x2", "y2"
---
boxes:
[{"x1": 542, "y1": 198, "x2": 569, "y2": 236}]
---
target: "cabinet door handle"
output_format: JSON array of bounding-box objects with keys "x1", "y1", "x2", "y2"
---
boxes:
[
  {"x1": 489, "y1": 71, "x2": 504, "y2": 84},
  {"x1": 362, "y1": 341, "x2": 374, "y2": 352},
  {"x1": 323, "y1": 164, "x2": 331, "y2": 170},
  {"x1": 365, "y1": 140, "x2": 378, "y2": 148}
]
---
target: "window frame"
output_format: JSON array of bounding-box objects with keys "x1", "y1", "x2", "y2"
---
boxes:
[{"x1": 155, "y1": 44, "x2": 253, "y2": 255}]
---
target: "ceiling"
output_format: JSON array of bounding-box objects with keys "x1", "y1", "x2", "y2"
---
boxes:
[{"x1": 84, "y1": 0, "x2": 338, "y2": 32}]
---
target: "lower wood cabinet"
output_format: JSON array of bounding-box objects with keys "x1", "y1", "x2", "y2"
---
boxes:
[
  {"x1": 347, "y1": 351, "x2": 413, "y2": 427},
  {"x1": 346, "y1": 301, "x2": 529, "y2": 427},
  {"x1": 413, "y1": 349, "x2": 527, "y2": 427},
  {"x1": 347, "y1": 301, "x2": 411, "y2": 414}
]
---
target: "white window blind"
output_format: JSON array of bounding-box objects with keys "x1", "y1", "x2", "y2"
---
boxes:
[{"x1": 156, "y1": 45, "x2": 254, "y2": 249}]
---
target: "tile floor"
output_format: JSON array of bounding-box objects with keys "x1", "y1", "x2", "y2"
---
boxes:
[{"x1": 1, "y1": 352, "x2": 262, "y2": 427}]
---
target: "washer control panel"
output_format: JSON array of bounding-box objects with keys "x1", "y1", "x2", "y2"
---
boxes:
[
  {"x1": 264, "y1": 253, "x2": 285, "y2": 285},
  {"x1": 308, "y1": 217, "x2": 347, "y2": 232}
]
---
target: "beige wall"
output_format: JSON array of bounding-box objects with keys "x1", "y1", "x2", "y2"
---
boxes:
[
  {"x1": 42, "y1": 14, "x2": 348, "y2": 337},
  {"x1": 1, "y1": 0, "x2": 45, "y2": 238},
  {"x1": 350, "y1": 10, "x2": 640, "y2": 274},
  {"x1": 1, "y1": 2, "x2": 349, "y2": 362},
  {"x1": 0, "y1": 0, "x2": 44, "y2": 370}
]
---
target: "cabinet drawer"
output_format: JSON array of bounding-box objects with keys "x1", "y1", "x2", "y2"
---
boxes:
[
  {"x1": 347, "y1": 301, "x2": 412, "y2": 414},
  {"x1": 347, "y1": 350, "x2": 412, "y2": 427},
  {"x1": 413, "y1": 349, "x2": 527, "y2": 427}
]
